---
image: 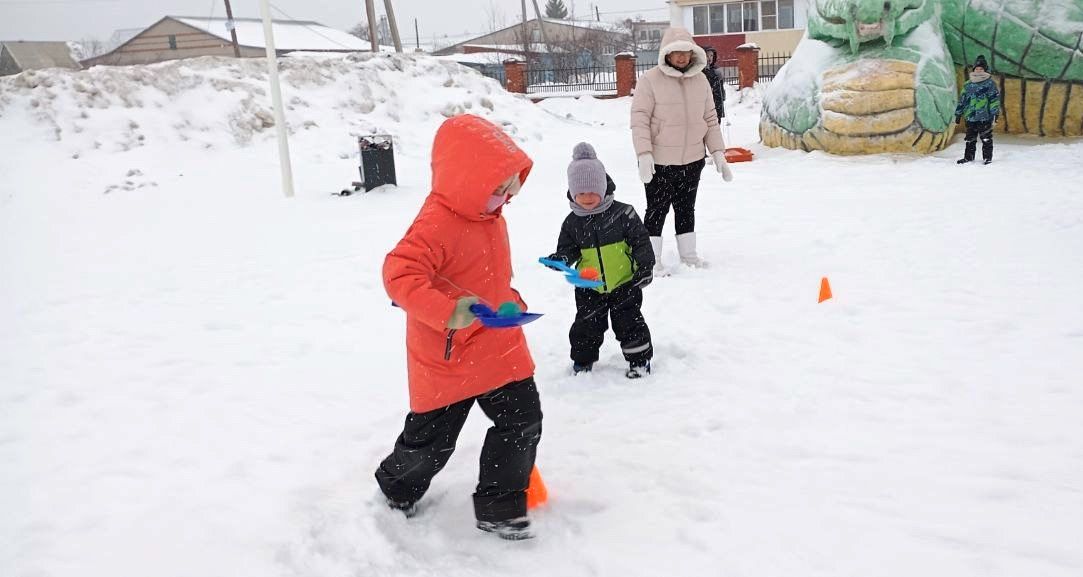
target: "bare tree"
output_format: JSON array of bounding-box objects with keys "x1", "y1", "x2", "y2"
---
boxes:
[
  {"x1": 70, "y1": 37, "x2": 107, "y2": 60},
  {"x1": 348, "y1": 21, "x2": 371, "y2": 41},
  {"x1": 349, "y1": 19, "x2": 392, "y2": 44}
]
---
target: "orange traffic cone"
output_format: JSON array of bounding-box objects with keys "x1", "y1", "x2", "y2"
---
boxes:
[
  {"x1": 526, "y1": 466, "x2": 548, "y2": 509},
  {"x1": 818, "y1": 277, "x2": 832, "y2": 303}
]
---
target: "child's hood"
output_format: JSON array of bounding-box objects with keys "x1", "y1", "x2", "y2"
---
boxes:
[{"x1": 429, "y1": 114, "x2": 533, "y2": 220}]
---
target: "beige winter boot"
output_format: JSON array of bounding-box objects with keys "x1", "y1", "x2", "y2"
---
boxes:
[
  {"x1": 676, "y1": 232, "x2": 709, "y2": 268},
  {"x1": 650, "y1": 236, "x2": 666, "y2": 276}
]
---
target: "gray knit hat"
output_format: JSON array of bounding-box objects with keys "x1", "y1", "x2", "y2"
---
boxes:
[{"x1": 567, "y1": 142, "x2": 607, "y2": 196}]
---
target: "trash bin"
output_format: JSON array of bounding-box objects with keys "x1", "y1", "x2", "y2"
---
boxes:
[{"x1": 358, "y1": 134, "x2": 397, "y2": 192}]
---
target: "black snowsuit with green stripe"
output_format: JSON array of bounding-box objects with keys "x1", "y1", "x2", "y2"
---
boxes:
[{"x1": 551, "y1": 184, "x2": 655, "y2": 366}]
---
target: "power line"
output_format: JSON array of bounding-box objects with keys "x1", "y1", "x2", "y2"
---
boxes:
[{"x1": 267, "y1": 2, "x2": 358, "y2": 51}]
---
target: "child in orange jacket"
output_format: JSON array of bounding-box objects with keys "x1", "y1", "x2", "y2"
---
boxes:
[{"x1": 376, "y1": 114, "x2": 542, "y2": 541}]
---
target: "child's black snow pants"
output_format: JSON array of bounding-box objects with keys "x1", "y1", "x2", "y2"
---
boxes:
[
  {"x1": 570, "y1": 284, "x2": 653, "y2": 366},
  {"x1": 375, "y1": 377, "x2": 542, "y2": 523},
  {"x1": 963, "y1": 120, "x2": 994, "y2": 162}
]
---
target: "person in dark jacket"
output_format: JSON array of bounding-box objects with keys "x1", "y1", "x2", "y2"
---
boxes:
[
  {"x1": 546, "y1": 143, "x2": 655, "y2": 379},
  {"x1": 955, "y1": 54, "x2": 1001, "y2": 165},
  {"x1": 703, "y1": 46, "x2": 726, "y2": 121}
]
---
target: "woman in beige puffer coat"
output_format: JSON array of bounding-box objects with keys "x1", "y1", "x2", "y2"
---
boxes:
[{"x1": 631, "y1": 27, "x2": 733, "y2": 273}]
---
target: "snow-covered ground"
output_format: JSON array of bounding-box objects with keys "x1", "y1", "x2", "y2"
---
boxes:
[{"x1": 2, "y1": 54, "x2": 1082, "y2": 577}]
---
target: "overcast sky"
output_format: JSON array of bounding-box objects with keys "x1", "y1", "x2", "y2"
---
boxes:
[{"x1": 0, "y1": 0, "x2": 672, "y2": 43}]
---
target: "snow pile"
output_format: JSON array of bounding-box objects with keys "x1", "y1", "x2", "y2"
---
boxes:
[{"x1": 0, "y1": 53, "x2": 541, "y2": 158}]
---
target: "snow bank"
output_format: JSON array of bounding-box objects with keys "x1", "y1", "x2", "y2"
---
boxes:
[{"x1": 0, "y1": 53, "x2": 543, "y2": 158}]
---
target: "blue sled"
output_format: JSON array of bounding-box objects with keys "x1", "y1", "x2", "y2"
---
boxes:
[
  {"x1": 469, "y1": 303, "x2": 543, "y2": 328},
  {"x1": 538, "y1": 257, "x2": 604, "y2": 288}
]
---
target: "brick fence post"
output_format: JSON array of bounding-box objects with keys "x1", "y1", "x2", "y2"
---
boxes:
[
  {"x1": 736, "y1": 44, "x2": 760, "y2": 90},
  {"x1": 615, "y1": 53, "x2": 637, "y2": 97},
  {"x1": 503, "y1": 59, "x2": 528, "y2": 94}
]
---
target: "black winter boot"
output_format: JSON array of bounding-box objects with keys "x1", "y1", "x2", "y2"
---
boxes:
[
  {"x1": 626, "y1": 361, "x2": 651, "y2": 379},
  {"x1": 477, "y1": 517, "x2": 534, "y2": 540},
  {"x1": 386, "y1": 498, "x2": 418, "y2": 518}
]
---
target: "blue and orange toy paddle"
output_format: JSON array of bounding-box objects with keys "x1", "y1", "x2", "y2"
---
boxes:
[
  {"x1": 468, "y1": 302, "x2": 543, "y2": 327},
  {"x1": 392, "y1": 301, "x2": 542, "y2": 328},
  {"x1": 538, "y1": 257, "x2": 604, "y2": 288}
]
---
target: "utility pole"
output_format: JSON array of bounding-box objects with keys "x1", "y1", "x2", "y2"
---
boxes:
[
  {"x1": 382, "y1": 0, "x2": 403, "y2": 52},
  {"x1": 595, "y1": 5, "x2": 601, "y2": 21},
  {"x1": 223, "y1": 0, "x2": 241, "y2": 57},
  {"x1": 257, "y1": 0, "x2": 294, "y2": 198},
  {"x1": 414, "y1": 18, "x2": 420, "y2": 51},
  {"x1": 520, "y1": 0, "x2": 529, "y2": 56},
  {"x1": 530, "y1": 0, "x2": 553, "y2": 56},
  {"x1": 365, "y1": 0, "x2": 379, "y2": 52}
]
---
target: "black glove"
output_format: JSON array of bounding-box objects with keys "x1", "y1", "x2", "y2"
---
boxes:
[
  {"x1": 630, "y1": 267, "x2": 653, "y2": 289},
  {"x1": 544, "y1": 253, "x2": 569, "y2": 271},
  {"x1": 955, "y1": 116, "x2": 962, "y2": 125}
]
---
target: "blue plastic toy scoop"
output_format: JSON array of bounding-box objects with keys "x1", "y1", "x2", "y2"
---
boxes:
[
  {"x1": 469, "y1": 303, "x2": 543, "y2": 328},
  {"x1": 538, "y1": 257, "x2": 604, "y2": 288}
]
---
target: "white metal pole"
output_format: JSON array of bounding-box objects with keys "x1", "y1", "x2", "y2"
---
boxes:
[{"x1": 258, "y1": 0, "x2": 295, "y2": 198}]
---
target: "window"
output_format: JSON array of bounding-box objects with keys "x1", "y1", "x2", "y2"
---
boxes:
[
  {"x1": 761, "y1": 1, "x2": 777, "y2": 30},
  {"x1": 726, "y1": 3, "x2": 742, "y2": 33},
  {"x1": 778, "y1": 0, "x2": 795, "y2": 29},
  {"x1": 168, "y1": 34, "x2": 177, "y2": 50},
  {"x1": 694, "y1": 1, "x2": 793, "y2": 35},
  {"x1": 651, "y1": 29, "x2": 661, "y2": 40},
  {"x1": 693, "y1": 6, "x2": 709, "y2": 35},
  {"x1": 743, "y1": 1, "x2": 759, "y2": 32},
  {"x1": 603, "y1": 45, "x2": 615, "y2": 55},
  {"x1": 531, "y1": 28, "x2": 540, "y2": 43},
  {"x1": 710, "y1": 5, "x2": 727, "y2": 34},
  {"x1": 639, "y1": 30, "x2": 648, "y2": 40}
]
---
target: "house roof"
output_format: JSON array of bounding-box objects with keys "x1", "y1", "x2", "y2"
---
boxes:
[
  {"x1": 435, "y1": 52, "x2": 508, "y2": 65},
  {"x1": 435, "y1": 17, "x2": 630, "y2": 55},
  {"x1": 541, "y1": 18, "x2": 629, "y2": 34},
  {"x1": 0, "y1": 41, "x2": 81, "y2": 70},
  {"x1": 172, "y1": 16, "x2": 368, "y2": 51},
  {"x1": 463, "y1": 43, "x2": 566, "y2": 55}
]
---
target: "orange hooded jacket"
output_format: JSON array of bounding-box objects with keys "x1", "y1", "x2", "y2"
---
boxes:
[{"x1": 383, "y1": 115, "x2": 536, "y2": 413}]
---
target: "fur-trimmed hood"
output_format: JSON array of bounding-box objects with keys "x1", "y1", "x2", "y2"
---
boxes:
[{"x1": 657, "y1": 27, "x2": 708, "y2": 78}]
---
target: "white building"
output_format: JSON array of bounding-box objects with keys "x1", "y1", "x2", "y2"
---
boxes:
[{"x1": 669, "y1": 0, "x2": 809, "y2": 55}]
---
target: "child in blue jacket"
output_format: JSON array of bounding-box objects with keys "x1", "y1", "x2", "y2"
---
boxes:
[{"x1": 955, "y1": 54, "x2": 1001, "y2": 165}]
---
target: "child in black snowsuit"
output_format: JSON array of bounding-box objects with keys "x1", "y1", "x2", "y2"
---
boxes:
[
  {"x1": 955, "y1": 54, "x2": 1001, "y2": 165},
  {"x1": 546, "y1": 143, "x2": 655, "y2": 379}
]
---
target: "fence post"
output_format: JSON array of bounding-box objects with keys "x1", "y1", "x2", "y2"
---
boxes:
[
  {"x1": 736, "y1": 44, "x2": 760, "y2": 90},
  {"x1": 615, "y1": 53, "x2": 637, "y2": 97},
  {"x1": 503, "y1": 59, "x2": 528, "y2": 94}
]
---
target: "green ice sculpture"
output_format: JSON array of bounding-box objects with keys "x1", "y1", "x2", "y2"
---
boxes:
[{"x1": 760, "y1": 0, "x2": 1083, "y2": 155}]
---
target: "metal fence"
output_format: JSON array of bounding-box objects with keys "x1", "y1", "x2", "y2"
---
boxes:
[
  {"x1": 509, "y1": 51, "x2": 791, "y2": 95},
  {"x1": 526, "y1": 66, "x2": 617, "y2": 94},
  {"x1": 479, "y1": 68, "x2": 506, "y2": 85},
  {"x1": 634, "y1": 54, "x2": 741, "y2": 85},
  {"x1": 714, "y1": 53, "x2": 740, "y2": 84},
  {"x1": 758, "y1": 52, "x2": 791, "y2": 82}
]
